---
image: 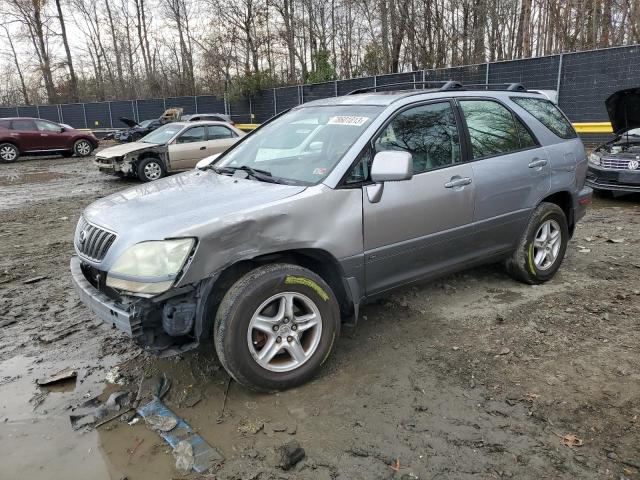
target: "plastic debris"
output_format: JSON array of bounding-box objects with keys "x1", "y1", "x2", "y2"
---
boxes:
[
  {"x1": 37, "y1": 368, "x2": 77, "y2": 386},
  {"x1": 137, "y1": 397, "x2": 223, "y2": 473}
]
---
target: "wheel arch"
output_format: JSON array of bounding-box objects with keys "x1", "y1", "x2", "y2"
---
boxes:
[
  {"x1": 0, "y1": 140, "x2": 20, "y2": 152},
  {"x1": 196, "y1": 248, "x2": 356, "y2": 342},
  {"x1": 539, "y1": 190, "x2": 574, "y2": 236}
]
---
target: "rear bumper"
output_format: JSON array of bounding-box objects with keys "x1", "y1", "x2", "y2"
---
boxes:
[
  {"x1": 70, "y1": 256, "x2": 137, "y2": 336},
  {"x1": 587, "y1": 165, "x2": 640, "y2": 192},
  {"x1": 574, "y1": 186, "x2": 593, "y2": 223}
]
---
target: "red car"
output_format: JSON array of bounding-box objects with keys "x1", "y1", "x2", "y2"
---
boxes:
[{"x1": 0, "y1": 117, "x2": 99, "y2": 163}]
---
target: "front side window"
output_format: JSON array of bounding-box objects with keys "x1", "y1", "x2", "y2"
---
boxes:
[
  {"x1": 511, "y1": 97, "x2": 577, "y2": 139},
  {"x1": 35, "y1": 120, "x2": 61, "y2": 132},
  {"x1": 217, "y1": 105, "x2": 382, "y2": 185},
  {"x1": 177, "y1": 126, "x2": 206, "y2": 144},
  {"x1": 374, "y1": 102, "x2": 461, "y2": 174},
  {"x1": 207, "y1": 125, "x2": 235, "y2": 140},
  {"x1": 460, "y1": 100, "x2": 523, "y2": 158},
  {"x1": 140, "y1": 124, "x2": 183, "y2": 144}
]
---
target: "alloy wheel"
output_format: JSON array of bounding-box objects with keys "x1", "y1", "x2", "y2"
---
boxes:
[
  {"x1": 143, "y1": 161, "x2": 162, "y2": 180},
  {"x1": 0, "y1": 145, "x2": 18, "y2": 162},
  {"x1": 532, "y1": 219, "x2": 562, "y2": 270},
  {"x1": 75, "y1": 140, "x2": 91, "y2": 156}
]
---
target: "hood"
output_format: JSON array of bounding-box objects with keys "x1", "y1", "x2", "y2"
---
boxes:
[
  {"x1": 96, "y1": 141, "x2": 156, "y2": 157},
  {"x1": 119, "y1": 117, "x2": 139, "y2": 128},
  {"x1": 83, "y1": 170, "x2": 307, "y2": 242},
  {"x1": 605, "y1": 88, "x2": 640, "y2": 134}
]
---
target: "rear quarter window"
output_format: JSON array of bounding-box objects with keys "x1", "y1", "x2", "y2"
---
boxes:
[{"x1": 511, "y1": 97, "x2": 577, "y2": 139}]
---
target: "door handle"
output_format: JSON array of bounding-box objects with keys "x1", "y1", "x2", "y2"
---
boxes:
[
  {"x1": 528, "y1": 158, "x2": 548, "y2": 168},
  {"x1": 444, "y1": 177, "x2": 472, "y2": 188},
  {"x1": 199, "y1": 146, "x2": 206, "y2": 150}
]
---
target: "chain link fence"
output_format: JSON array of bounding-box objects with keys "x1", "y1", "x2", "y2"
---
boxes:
[{"x1": 1, "y1": 44, "x2": 639, "y2": 137}]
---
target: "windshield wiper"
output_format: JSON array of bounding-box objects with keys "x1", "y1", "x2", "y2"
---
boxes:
[{"x1": 213, "y1": 165, "x2": 281, "y2": 183}]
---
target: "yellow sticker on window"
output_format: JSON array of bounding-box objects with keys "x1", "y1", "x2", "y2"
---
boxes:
[{"x1": 284, "y1": 275, "x2": 329, "y2": 301}]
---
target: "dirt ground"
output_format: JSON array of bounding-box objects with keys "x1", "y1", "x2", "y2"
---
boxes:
[{"x1": 0, "y1": 154, "x2": 638, "y2": 480}]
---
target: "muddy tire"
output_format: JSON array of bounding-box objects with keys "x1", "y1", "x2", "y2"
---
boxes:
[
  {"x1": 137, "y1": 157, "x2": 165, "y2": 182},
  {"x1": 0, "y1": 143, "x2": 19, "y2": 163},
  {"x1": 73, "y1": 139, "x2": 93, "y2": 157},
  {"x1": 214, "y1": 263, "x2": 340, "y2": 392},
  {"x1": 505, "y1": 202, "x2": 569, "y2": 284}
]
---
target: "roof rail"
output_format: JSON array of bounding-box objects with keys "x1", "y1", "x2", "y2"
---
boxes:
[
  {"x1": 345, "y1": 80, "x2": 527, "y2": 95},
  {"x1": 346, "y1": 81, "x2": 462, "y2": 95}
]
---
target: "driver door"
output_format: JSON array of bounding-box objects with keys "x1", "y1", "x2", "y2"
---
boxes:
[
  {"x1": 358, "y1": 100, "x2": 476, "y2": 295},
  {"x1": 168, "y1": 126, "x2": 207, "y2": 170}
]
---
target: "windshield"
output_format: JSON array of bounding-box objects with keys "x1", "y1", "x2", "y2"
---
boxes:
[
  {"x1": 216, "y1": 105, "x2": 382, "y2": 184},
  {"x1": 139, "y1": 119, "x2": 154, "y2": 128},
  {"x1": 140, "y1": 124, "x2": 182, "y2": 144}
]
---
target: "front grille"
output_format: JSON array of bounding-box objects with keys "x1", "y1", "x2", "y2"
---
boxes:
[
  {"x1": 601, "y1": 157, "x2": 633, "y2": 170},
  {"x1": 75, "y1": 217, "x2": 116, "y2": 262}
]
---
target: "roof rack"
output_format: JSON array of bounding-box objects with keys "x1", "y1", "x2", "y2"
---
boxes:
[{"x1": 346, "y1": 80, "x2": 526, "y2": 95}]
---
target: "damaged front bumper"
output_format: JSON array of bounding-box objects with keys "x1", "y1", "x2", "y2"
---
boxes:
[
  {"x1": 586, "y1": 165, "x2": 640, "y2": 192},
  {"x1": 70, "y1": 256, "x2": 213, "y2": 355},
  {"x1": 94, "y1": 156, "x2": 132, "y2": 175}
]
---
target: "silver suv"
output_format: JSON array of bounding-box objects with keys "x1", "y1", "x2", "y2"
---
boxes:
[{"x1": 70, "y1": 82, "x2": 592, "y2": 391}]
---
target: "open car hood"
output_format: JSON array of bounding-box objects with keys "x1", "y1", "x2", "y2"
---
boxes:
[
  {"x1": 605, "y1": 88, "x2": 640, "y2": 134},
  {"x1": 119, "y1": 117, "x2": 139, "y2": 128}
]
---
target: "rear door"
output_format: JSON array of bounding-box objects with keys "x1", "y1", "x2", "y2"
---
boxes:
[
  {"x1": 167, "y1": 126, "x2": 207, "y2": 170},
  {"x1": 10, "y1": 119, "x2": 42, "y2": 151},
  {"x1": 355, "y1": 100, "x2": 476, "y2": 295},
  {"x1": 457, "y1": 98, "x2": 550, "y2": 254}
]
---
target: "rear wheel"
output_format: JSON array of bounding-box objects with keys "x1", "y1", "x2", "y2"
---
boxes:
[
  {"x1": 505, "y1": 202, "x2": 569, "y2": 284},
  {"x1": 214, "y1": 263, "x2": 340, "y2": 392},
  {"x1": 0, "y1": 143, "x2": 19, "y2": 163},
  {"x1": 73, "y1": 139, "x2": 93, "y2": 157},
  {"x1": 137, "y1": 157, "x2": 165, "y2": 182}
]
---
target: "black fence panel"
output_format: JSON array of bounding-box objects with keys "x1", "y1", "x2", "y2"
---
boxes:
[
  {"x1": 489, "y1": 56, "x2": 559, "y2": 90},
  {"x1": 375, "y1": 72, "x2": 419, "y2": 91},
  {"x1": 60, "y1": 104, "x2": 85, "y2": 128},
  {"x1": 195, "y1": 95, "x2": 225, "y2": 114},
  {"x1": 17, "y1": 105, "x2": 38, "y2": 119},
  {"x1": 302, "y1": 81, "x2": 336, "y2": 103},
  {"x1": 166, "y1": 96, "x2": 196, "y2": 114},
  {"x1": 228, "y1": 97, "x2": 251, "y2": 123},
  {"x1": 275, "y1": 86, "x2": 300, "y2": 114},
  {"x1": 109, "y1": 101, "x2": 136, "y2": 127},
  {"x1": 36, "y1": 105, "x2": 58, "y2": 122},
  {"x1": 251, "y1": 89, "x2": 276, "y2": 123},
  {"x1": 337, "y1": 76, "x2": 375, "y2": 95},
  {"x1": 425, "y1": 64, "x2": 487, "y2": 85},
  {"x1": 0, "y1": 106, "x2": 18, "y2": 117},
  {"x1": 559, "y1": 45, "x2": 640, "y2": 122},
  {"x1": 136, "y1": 98, "x2": 165, "y2": 122},
  {"x1": 84, "y1": 102, "x2": 111, "y2": 128}
]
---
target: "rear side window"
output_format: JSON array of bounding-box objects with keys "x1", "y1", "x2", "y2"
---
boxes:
[
  {"x1": 511, "y1": 97, "x2": 577, "y2": 139},
  {"x1": 460, "y1": 100, "x2": 522, "y2": 158},
  {"x1": 207, "y1": 125, "x2": 235, "y2": 140},
  {"x1": 11, "y1": 119, "x2": 37, "y2": 131}
]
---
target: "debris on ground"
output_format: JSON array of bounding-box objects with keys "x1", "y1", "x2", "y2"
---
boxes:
[
  {"x1": 174, "y1": 440, "x2": 195, "y2": 473},
  {"x1": 36, "y1": 368, "x2": 77, "y2": 386},
  {"x1": 137, "y1": 397, "x2": 223, "y2": 473},
  {"x1": 557, "y1": 433, "x2": 584, "y2": 447},
  {"x1": 22, "y1": 276, "x2": 47, "y2": 284},
  {"x1": 105, "y1": 366, "x2": 124, "y2": 385},
  {"x1": 276, "y1": 440, "x2": 305, "y2": 470},
  {"x1": 70, "y1": 391, "x2": 131, "y2": 430},
  {"x1": 144, "y1": 414, "x2": 178, "y2": 432}
]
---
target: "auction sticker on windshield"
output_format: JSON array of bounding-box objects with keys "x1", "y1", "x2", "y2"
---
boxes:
[{"x1": 328, "y1": 116, "x2": 369, "y2": 126}]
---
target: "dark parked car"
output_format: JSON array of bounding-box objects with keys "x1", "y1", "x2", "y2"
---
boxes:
[
  {"x1": 108, "y1": 117, "x2": 165, "y2": 143},
  {"x1": 587, "y1": 87, "x2": 640, "y2": 193},
  {"x1": 0, "y1": 117, "x2": 98, "y2": 163}
]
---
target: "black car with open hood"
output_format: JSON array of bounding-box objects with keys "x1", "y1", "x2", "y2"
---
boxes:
[{"x1": 587, "y1": 87, "x2": 640, "y2": 193}]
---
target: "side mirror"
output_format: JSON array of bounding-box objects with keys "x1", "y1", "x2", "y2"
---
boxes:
[
  {"x1": 370, "y1": 151, "x2": 413, "y2": 182},
  {"x1": 59, "y1": 126, "x2": 65, "y2": 133},
  {"x1": 366, "y1": 151, "x2": 413, "y2": 203},
  {"x1": 196, "y1": 153, "x2": 221, "y2": 170}
]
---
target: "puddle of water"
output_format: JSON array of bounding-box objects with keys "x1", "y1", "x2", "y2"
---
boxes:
[{"x1": 0, "y1": 354, "x2": 122, "y2": 480}]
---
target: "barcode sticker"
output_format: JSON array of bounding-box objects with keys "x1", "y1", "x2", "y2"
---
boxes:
[{"x1": 328, "y1": 116, "x2": 369, "y2": 126}]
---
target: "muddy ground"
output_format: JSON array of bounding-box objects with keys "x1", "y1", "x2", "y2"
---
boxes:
[{"x1": 0, "y1": 154, "x2": 638, "y2": 480}]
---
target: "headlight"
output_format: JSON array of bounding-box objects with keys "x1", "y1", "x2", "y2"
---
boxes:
[
  {"x1": 106, "y1": 238, "x2": 195, "y2": 295},
  {"x1": 588, "y1": 152, "x2": 601, "y2": 165}
]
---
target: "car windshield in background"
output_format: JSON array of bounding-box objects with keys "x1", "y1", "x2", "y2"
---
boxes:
[
  {"x1": 140, "y1": 124, "x2": 182, "y2": 144},
  {"x1": 216, "y1": 105, "x2": 382, "y2": 185},
  {"x1": 138, "y1": 119, "x2": 154, "y2": 128}
]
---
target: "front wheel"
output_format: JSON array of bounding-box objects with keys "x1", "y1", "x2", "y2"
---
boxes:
[
  {"x1": 214, "y1": 264, "x2": 340, "y2": 392},
  {"x1": 74, "y1": 139, "x2": 93, "y2": 157},
  {"x1": 0, "y1": 143, "x2": 19, "y2": 163},
  {"x1": 137, "y1": 157, "x2": 165, "y2": 182},
  {"x1": 505, "y1": 202, "x2": 569, "y2": 284}
]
